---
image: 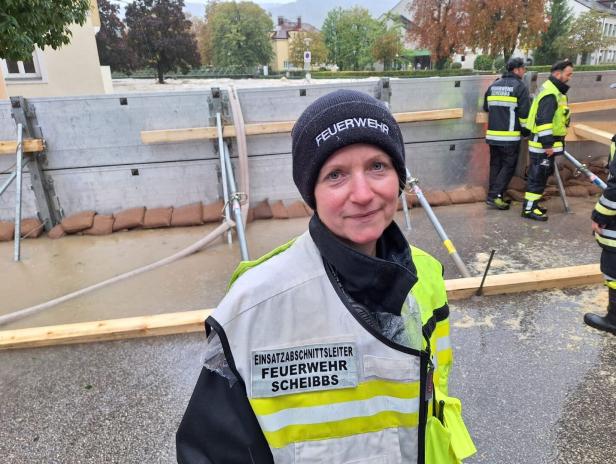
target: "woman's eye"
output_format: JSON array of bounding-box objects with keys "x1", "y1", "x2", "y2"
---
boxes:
[
  {"x1": 327, "y1": 170, "x2": 341, "y2": 180},
  {"x1": 373, "y1": 161, "x2": 384, "y2": 170}
]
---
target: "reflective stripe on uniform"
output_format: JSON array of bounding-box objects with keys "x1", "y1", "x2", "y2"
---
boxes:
[
  {"x1": 525, "y1": 192, "x2": 542, "y2": 201},
  {"x1": 537, "y1": 129, "x2": 553, "y2": 137},
  {"x1": 486, "y1": 129, "x2": 521, "y2": 142},
  {"x1": 528, "y1": 140, "x2": 563, "y2": 154},
  {"x1": 595, "y1": 202, "x2": 616, "y2": 216},
  {"x1": 487, "y1": 95, "x2": 518, "y2": 103},
  {"x1": 250, "y1": 379, "x2": 421, "y2": 448},
  {"x1": 535, "y1": 123, "x2": 553, "y2": 132},
  {"x1": 595, "y1": 233, "x2": 616, "y2": 248},
  {"x1": 598, "y1": 228, "x2": 616, "y2": 238},
  {"x1": 599, "y1": 195, "x2": 616, "y2": 210},
  {"x1": 487, "y1": 101, "x2": 517, "y2": 108}
]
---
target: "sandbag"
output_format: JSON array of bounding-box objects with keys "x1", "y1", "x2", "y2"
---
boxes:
[
  {"x1": 62, "y1": 211, "x2": 96, "y2": 234},
  {"x1": 113, "y1": 207, "x2": 145, "y2": 231},
  {"x1": 144, "y1": 207, "x2": 173, "y2": 228},
  {"x1": 469, "y1": 186, "x2": 487, "y2": 202},
  {"x1": 202, "y1": 200, "x2": 224, "y2": 223},
  {"x1": 505, "y1": 189, "x2": 525, "y2": 202},
  {"x1": 588, "y1": 184, "x2": 603, "y2": 195},
  {"x1": 423, "y1": 191, "x2": 451, "y2": 207},
  {"x1": 448, "y1": 187, "x2": 476, "y2": 205},
  {"x1": 21, "y1": 218, "x2": 44, "y2": 238},
  {"x1": 286, "y1": 201, "x2": 309, "y2": 218},
  {"x1": 171, "y1": 202, "x2": 204, "y2": 227},
  {"x1": 270, "y1": 200, "x2": 289, "y2": 219},
  {"x1": 48, "y1": 224, "x2": 66, "y2": 239},
  {"x1": 565, "y1": 185, "x2": 589, "y2": 197},
  {"x1": 0, "y1": 221, "x2": 14, "y2": 241},
  {"x1": 84, "y1": 215, "x2": 114, "y2": 236},
  {"x1": 252, "y1": 199, "x2": 273, "y2": 220}
]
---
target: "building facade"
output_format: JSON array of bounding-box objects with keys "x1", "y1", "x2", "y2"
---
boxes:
[{"x1": 270, "y1": 16, "x2": 318, "y2": 72}]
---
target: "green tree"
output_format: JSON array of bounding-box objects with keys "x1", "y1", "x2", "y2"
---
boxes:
[
  {"x1": 96, "y1": 0, "x2": 138, "y2": 73},
  {"x1": 0, "y1": 0, "x2": 90, "y2": 61},
  {"x1": 201, "y1": 1, "x2": 273, "y2": 69},
  {"x1": 533, "y1": 0, "x2": 573, "y2": 65},
  {"x1": 322, "y1": 7, "x2": 381, "y2": 70},
  {"x1": 371, "y1": 16, "x2": 403, "y2": 71},
  {"x1": 125, "y1": 0, "x2": 200, "y2": 84},
  {"x1": 288, "y1": 31, "x2": 328, "y2": 68},
  {"x1": 563, "y1": 11, "x2": 615, "y2": 64}
]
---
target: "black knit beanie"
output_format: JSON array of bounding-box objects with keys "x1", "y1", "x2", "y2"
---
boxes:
[{"x1": 291, "y1": 89, "x2": 406, "y2": 209}]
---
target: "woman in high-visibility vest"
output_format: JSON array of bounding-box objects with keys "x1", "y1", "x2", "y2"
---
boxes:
[{"x1": 177, "y1": 90, "x2": 475, "y2": 463}]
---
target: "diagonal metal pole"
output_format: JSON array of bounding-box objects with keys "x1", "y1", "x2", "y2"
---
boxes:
[
  {"x1": 0, "y1": 172, "x2": 17, "y2": 197},
  {"x1": 406, "y1": 169, "x2": 471, "y2": 278},
  {"x1": 13, "y1": 123, "x2": 24, "y2": 261},
  {"x1": 400, "y1": 190, "x2": 412, "y2": 231},
  {"x1": 222, "y1": 143, "x2": 250, "y2": 261},
  {"x1": 553, "y1": 155, "x2": 571, "y2": 213},
  {"x1": 215, "y1": 112, "x2": 233, "y2": 245},
  {"x1": 563, "y1": 150, "x2": 607, "y2": 190}
]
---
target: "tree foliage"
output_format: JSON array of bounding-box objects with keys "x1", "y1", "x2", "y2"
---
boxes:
[
  {"x1": 0, "y1": 0, "x2": 90, "y2": 61},
  {"x1": 408, "y1": 0, "x2": 467, "y2": 70},
  {"x1": 371, "y1": 16, "x2": 403, "y2": 71},
  {"x1": 125, "y1": 0, "x2": 200, "y2": 83},
  {"x1": 322, "y1": 7, "x2": 381, "y2": 70},
  {"x1": 563, "y1": 11, "x2": 616, "y2": 64},
  {"x1": 288, "y1": 31, "x2": 328, "y2": 68},
  {"x1": 533, "y1": 0, "x2": 573, "y2": 65},
  {"x1": 96, "y1": 0, "x2": 138, "y2": 73},
  {"x1": 464, "y1": 0, "x2": 547, "y2": 61},
  {"x1": 199, "y1": 1, "x2": 273, "y2": 68}
]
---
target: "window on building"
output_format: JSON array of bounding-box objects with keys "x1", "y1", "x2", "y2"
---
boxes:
[
  {"x1": 283, "y1": 60, "x2": 291, "y2": 70},
  {"x1": 461, "y1": 55, "x2": 465, "y2": 62},
  {"x1": 1, "y1": 52, "x2": 43, "y2": 79}
]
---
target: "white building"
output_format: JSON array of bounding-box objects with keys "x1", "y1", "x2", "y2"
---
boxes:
[{"x1": 570, "y1": 0, "x2": 616, "y2": 65}]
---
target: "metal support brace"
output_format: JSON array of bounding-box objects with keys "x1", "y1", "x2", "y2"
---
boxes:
[
  {"x1": 553, "y1": 156, "x2": 571, "y2": 213},
  {"x1": 10, "y1": 96, "x2": 61, "y2": 231},
  {"x1": 563, "y1": 150, "x2": 607, "y2": 190},
  {"x1": 209, "y1": 88, "x2": 233, "y2": 244},
  {"x1": 406, "y1": 169, "x2": 472, "y2": 278},
  {"x1": 14, "y1": 124, "x2": 23, "y2": 261}
]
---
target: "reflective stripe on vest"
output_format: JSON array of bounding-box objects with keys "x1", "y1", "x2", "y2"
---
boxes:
[
  {"x1": 486, "y1": 129, "x2": 521, "y2": 142},
  {"x1": 250, "y1": 379, "x2": 421, "y2": 448},
  {"x1": 528, "y1": 140, "x2": 563, "y2": 154},
  {"x1": 526, "y1": 79, "x2": 569, "y2": 137}
]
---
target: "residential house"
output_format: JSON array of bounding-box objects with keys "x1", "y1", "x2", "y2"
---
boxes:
[
  {"x1": 570, "y1": 0, "x2": 616, "y2": 64},
  {"x1": 270, "y1": 16, "x2": 319, "y2": 72},
  {"x1": 0, "y1": 0, "x2": 112, "y2": 99}
]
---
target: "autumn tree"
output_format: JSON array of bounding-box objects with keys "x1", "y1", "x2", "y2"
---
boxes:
[
  {"x1": 288, "y1": 32, "x2": 328, "y2": 68},
  {"x1": 322, "y1": 7, "x2": 381, "y2": 70},
  {"x1": 563, "y1": 11, "x2": 615, "y2": 64},
  {"x1": 125, "y1": 0, "x2": 200, "y2": 84},
  {"x1": 534, "y1": 0, "x2": 573, "y2": 65},
  {"x1": 96, "y1": 0, "x2": 138, "y2": 73},
  {"x1": 464, "y1": 0, "x2": 547, "y2": 61},
  {"x1": 199, "y1": 1, "x2": 273, "y2": 69},
  {"x1": 372, "y1": 16, "x2": 403, "y2": 71},
  {"x1": 408, "y1": 0, "x2": 467, "y2": 70}
]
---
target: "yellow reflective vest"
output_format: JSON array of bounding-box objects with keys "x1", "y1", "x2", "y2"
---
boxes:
[
  {"x1": 526, "y1": 79, "x2": 570, "y2": 155},
  {"x1": 219, "y1": 231, "x2": 475, "y2": 463}
]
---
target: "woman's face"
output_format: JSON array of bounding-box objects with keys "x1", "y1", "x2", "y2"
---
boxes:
[{"x1": 314, "y1": 144, "x2": 400, "y2": 256}]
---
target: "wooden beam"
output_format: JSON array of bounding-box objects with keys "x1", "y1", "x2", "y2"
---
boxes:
[
  {"x1": 571, "y1": 123, "x2": 613, "y2": 146},
  {"x1": 140, "y1": 108, "x2": 464, "y2": 145},
  {"x1": 0, "y1": 263, "x2": 603, "y2": 350},
  {"x1": 569, "y1": 98, "x2": 616, "y2": 114},
  {"x1": 0, "y1": 309, "x2": 211, "y2": 350},
  {"x1": 0, "y1": 139, "x2": 44, "y2": 155},
  {"x1": 445, "y1": 263, "x2": 601, "y2": 300}
]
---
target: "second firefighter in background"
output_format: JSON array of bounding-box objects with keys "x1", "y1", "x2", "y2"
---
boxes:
[{"x1": 483, "y1": 57, "x2": 530, "y2": 210}]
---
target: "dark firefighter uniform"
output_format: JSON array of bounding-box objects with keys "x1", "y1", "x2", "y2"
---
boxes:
[
  {"x1": 585, "y1": 135, "x2": 616, "y2": 334},
  {"x1": 483, "y1": 70, "x2": 530, "y2": 205},
  {"x1": 522, "y1": 76, "x2": 571, "y2": 220}
]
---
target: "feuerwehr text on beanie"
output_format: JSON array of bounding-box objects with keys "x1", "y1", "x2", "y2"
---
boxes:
[{"x1": 291, "y1": 89, "x2": 406, "y2": 209}]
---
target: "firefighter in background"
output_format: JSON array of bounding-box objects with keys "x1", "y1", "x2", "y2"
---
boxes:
[
  {"x1": 522, "y1": 59, "x2": 574, "y2": 221},
  {"x1": 585, "y1": 134, "x2": 616, "y2": 335},
  {"x1": 483, "y1": 57, "x2": 530, "y2": 210}
]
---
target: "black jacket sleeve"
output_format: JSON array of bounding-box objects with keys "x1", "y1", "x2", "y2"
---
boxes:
[
  {"x1": 516, "y1": 82, "x2": 530, "y2": 123},
  {"x1": 483, "y1": 86, "x2": 489, "y2": 113},
  {"x1": 536, "y1": 94, "x2": 557, "y2": 148},
  {"x1": 176, "y1": 326, "x2": 274, "y2": 464}
]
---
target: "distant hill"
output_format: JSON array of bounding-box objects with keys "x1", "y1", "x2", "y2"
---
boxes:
[{"x1": 183, "y1": 1, "x2": 401, "y2": 27}]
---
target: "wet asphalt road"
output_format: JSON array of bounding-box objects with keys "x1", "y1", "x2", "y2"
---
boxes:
[{"x1": 1, "y1": 197, "x2": 615, "y2": 463}]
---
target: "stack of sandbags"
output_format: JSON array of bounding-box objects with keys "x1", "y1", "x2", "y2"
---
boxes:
[{"x1": 0, "y1": 218, "x2": 45, "y2": 241}]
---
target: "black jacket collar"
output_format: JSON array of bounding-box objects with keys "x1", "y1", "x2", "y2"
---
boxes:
[
  {"x1": 309, "y1": 215, "x2": 417, "y2": 316},
  {"x1": 501, "y1": 71, "x2": 521, "y2": 81},
  {"x1": 549, "y1": 75, "x2": 570, "y2": 95}
]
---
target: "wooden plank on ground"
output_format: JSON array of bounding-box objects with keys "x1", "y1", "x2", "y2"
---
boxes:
[
  {"x1": 140, "y1": 108, "x2": 464, "y2": 145},
  {"x1": 572, "y1": 123, "x2": 613, "y2": 146},
  {"x1": 0, "y1": 264, "x2": 603, "y2": 350},
  {"x1": 445, "y1": 263, "x2": 601, "y2": 300},
  {"x1": 0, "y1": 309, "x2": 211, "y2": 350},
  {"x1": 0, "y1": 139, "x2": 44, "y2": 155}
]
